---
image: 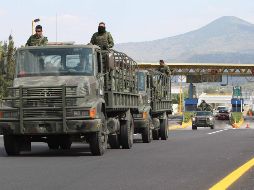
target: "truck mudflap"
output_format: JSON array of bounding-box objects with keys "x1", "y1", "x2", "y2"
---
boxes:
[{"x1": 0, "y1": 85, "x2": 100, "y2": 134}]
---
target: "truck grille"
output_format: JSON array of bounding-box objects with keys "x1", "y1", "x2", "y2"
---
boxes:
[{"x1": 11, "y1": 86, "x2": 77, "y2": 118}]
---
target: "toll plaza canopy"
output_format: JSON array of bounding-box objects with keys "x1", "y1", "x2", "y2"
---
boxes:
[
  {"x1": 138, "y1": 62, "x2": 254, "y2": 76},
  {"x1": 138, "y1": 63, "x2": 254, "y2": 83}
]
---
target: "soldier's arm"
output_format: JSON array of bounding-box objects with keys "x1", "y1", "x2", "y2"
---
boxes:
[
  {"x1": 107, "y1": 32, "x2": 114, "y2": 48},
  {"x1": 42, "y1": 37, "x2": 48, "y2": 45},
  {"x1": 26, "y1": 36, "x2": 32, "y2": 46},
  {"x1": 165, "y1": 65, "x2": 170, "y2": 75},
  {"x1": 90, "y1": 33, "x2": 96, "y2": 44}
]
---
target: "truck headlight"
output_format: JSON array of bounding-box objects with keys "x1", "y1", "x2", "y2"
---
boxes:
[{"x1": 192, "y1": 117, "x2": 196, "y2": 122}]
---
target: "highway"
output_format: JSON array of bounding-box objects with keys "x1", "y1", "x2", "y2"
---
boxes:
[{"x1": 0, "y1": 119, "x2": 253, "y2": 190}]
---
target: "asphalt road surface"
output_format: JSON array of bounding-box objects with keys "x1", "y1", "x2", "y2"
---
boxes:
[{"x1": 0, "y1": 119, "x2": 254, "y2": 190}]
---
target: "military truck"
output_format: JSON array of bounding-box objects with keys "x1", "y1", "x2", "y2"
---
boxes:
[
  {"x1": 133, "y1": 69, "x2": 172, "y2": 143},
  {"x1": 0, "y1": 45, "x2": 139, "y2": 156}
]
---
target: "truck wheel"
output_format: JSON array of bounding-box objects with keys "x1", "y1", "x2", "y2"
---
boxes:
[
  {"x1": 142, "y1": 126, "x2": 151, "y2": 143},
  {"x1": 120, "y1": 115, "x2": 134, "y2": 149},
  {"x1": 59, "y1": 136, "x2": 72, "y2": 150},
  {"x1": 192, "y1": 125, "x2": 197, "y2": 130},
  {"x1": 89, "y1": 114, "x2": 108, "y2": 156},
  {"x1": 152, "y1": 129, "x2": 160, "y2": 140},
  {"x1": 4, "y1": 135, "x2": 20, "y2": 156},
  {"x1": 47, "y1": 137, "x2": 60, "y2": 150},
  {"x1": 108, "y1": 134, "x2": 120, "y2": 149},
  {"x1": 160, "y1": 118, "x2": 168, "y2": 140}
]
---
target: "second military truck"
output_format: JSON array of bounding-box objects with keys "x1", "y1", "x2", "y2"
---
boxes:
[{"x1": 133, "y1": 69, "x2": 172, "y2": 143}]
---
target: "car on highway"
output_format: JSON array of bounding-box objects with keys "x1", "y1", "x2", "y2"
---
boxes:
[
  {"x1": 217, "y1": 108, "x2": 230, "y2": 120},
  {"x1": 192, "y1": 111, "x2": 215, "y2": 130},
  {"x1": 214, "y1": 106, "x2": 227, "y2": 117}
]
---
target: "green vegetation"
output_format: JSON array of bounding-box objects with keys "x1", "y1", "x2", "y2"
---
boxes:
[
  {"x1": 0, "y1": 35, "x2": 16, "y2": 99},
  {"x1": 183, "y1": 111, "x2": 195, "y2": 123},
  {"x1": 171, "y1": 89, "x2": 188, "y2": 104},
  {"x1": 230, "y1": 112, "x2": 243, "y2": 124}
]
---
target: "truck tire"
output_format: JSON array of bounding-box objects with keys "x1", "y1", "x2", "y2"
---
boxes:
[
  {"x1": 59, "y1": 136, "x2": 72, "y2": 150},
  {"x1": 152, "y1": 129, "x2": 160, "y2": 140},
  {"x1": 120, "y1": 115, "x2": 134, "y2": 149},
  {"x1": 47, "y1": 137, "x2": 60, "y2": 150},
  {"x1": 160, "y1": 118, "x2": 168, "y2": 140},
  {"x1": 192, "y1": 125, "x2": 197, "y2": 130},
  {"x1": 108, "y1": 134, "x2": 120, "y2": 149},
  {"x1": 4, "y1": 135, "x2": 20, "y2": 156},
  {"x1": 89, "y1": 114, "x2": 108, "y2": 156},
  {"x1": 142, "y1": 126, "x2": 151, "y2": 143}
]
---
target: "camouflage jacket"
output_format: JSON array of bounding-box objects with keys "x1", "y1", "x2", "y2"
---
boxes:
[
  {"x1": 158, "y1": 65, "x2": 170, "y2": 75},
  {"x1": 90, "y1": 32, "x2": 114, "y2": 49},
  {"x1": 26, "y1": 34, "x2": 48, "y2": 46},
  {"x1": 199, "y1": 103, "x2": 212, "y2": 111}
]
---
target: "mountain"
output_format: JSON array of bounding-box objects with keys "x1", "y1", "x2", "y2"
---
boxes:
[{"x1": 115, "y1": 16, "x2": 254, "y2": 63}]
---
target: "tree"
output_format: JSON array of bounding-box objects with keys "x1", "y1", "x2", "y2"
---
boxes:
[
  {"x1": 0, "y1": 35, "x2": 16, "y2": 99},
  {"x1": 6, "y1": 35, "x2": 15, "y2": 80}
]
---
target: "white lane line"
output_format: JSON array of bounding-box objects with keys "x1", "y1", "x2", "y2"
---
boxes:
[{"x1": 208, "y1": 129, "x2": 228, "y2": 135}]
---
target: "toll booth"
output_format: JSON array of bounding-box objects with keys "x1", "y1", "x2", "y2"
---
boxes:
[
  {"x1": 231, "y1": 86, "x2": 243, "y2": 112},
  {"x1": 231, "y1": 98, "x2": 244, "y2": 112},
  {"x1": 184, "y1": 83, "x2": 198, "y2": 111},
  {"x1": 184, "y1": 98, "x2": 198, "y2": 111}
]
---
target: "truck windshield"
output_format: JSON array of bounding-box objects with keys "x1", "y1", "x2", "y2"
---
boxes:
[
  {"x1": 196, "y1": 111, "x2": 212, "y2": 116},
  {"x1": 137, "y1": 72, "x2": 145, "y2": 91},
  {"x1": 16, "y1": 47, "x2": 94, "y2": 77}
]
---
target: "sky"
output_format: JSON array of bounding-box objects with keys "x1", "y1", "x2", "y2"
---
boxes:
[{"x1": 0, "y1": 0, "x2": 254, "y2": 46}]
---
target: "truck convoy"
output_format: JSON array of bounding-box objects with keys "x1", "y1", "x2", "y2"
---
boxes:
[{"x1": 0, "y1": 44, "x2": 172, "y2": 156}]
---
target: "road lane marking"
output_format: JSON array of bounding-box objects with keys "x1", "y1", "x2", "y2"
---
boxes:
[
  {"x1": 209, "y1": 157, "x2": 254, "y2": 190},
  {"x1": 208, "y1": 129, "x2": 228, "y2": 135}
]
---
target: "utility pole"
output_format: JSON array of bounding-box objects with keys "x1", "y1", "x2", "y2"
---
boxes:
[
  {"x1": 32, "y1": 18, "x2": 40, "y2": 35},
  {"x1": 179, "y1": 75, "x2": 183, "y2": 114}
]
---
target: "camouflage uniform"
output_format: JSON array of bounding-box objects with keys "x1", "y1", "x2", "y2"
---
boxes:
[
  {"x1": 199, "y1": 102, "x2": 212, "y2": 111},
  {"x1": 90, "y1": 32, "x2": 114, "y2": 49},
  {"x1": 26, "y1": 34, "x2": 48, "y2": 46},
  {"x1": 158, "y1": 64, "x2": 170, "y2": 75}
]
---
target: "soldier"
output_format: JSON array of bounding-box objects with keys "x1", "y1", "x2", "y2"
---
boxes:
[
  {"x1": 199, "y1": 100, "x2": 212, "y2": 111},
  {"x1": 26, "y1": 25, "x2": 48, "y2": 46},
  {"x1": 158, "y1": 60, "x2": 170, "y2": 75},
  {"x1": 90, "y1": 22, "x2": 114, "y2": 49}
]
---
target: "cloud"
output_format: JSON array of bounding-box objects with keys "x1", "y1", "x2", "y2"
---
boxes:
[{"x1": 0, "y1": 9, "x2": 7, "y2": 16}]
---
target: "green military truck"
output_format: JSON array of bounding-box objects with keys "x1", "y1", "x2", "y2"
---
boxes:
[
  {"x1": 133, "y1": 69, "x2": 172, "y2": 143},
  {"x1": 0, "y1": 45, "x2": 139, "y2": 156}
]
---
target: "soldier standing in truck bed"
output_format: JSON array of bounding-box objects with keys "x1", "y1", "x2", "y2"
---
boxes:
[
  {"x1": 158, "y1": 60, "x2": 170, "y2": 75},
  {"x1": 26, "y1": 25, "x2": 48, "y2": 46},
  {"x1": 90, "y1": 22, "x2": 114, "y2": 50}
]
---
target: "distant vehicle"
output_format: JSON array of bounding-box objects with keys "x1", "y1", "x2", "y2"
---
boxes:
[
  {"x1": 217, "y1": 108, "x2": 230, "y2": 120},
  {"x1": 216, "y1": 106, "x2": 227, "y2": 111},
  {"x1": 214, "y1": 106, "x2": 229, "y2": 119},
  {"x1": 192, "y1": 111, "x2": 215, "y2": 130}
]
